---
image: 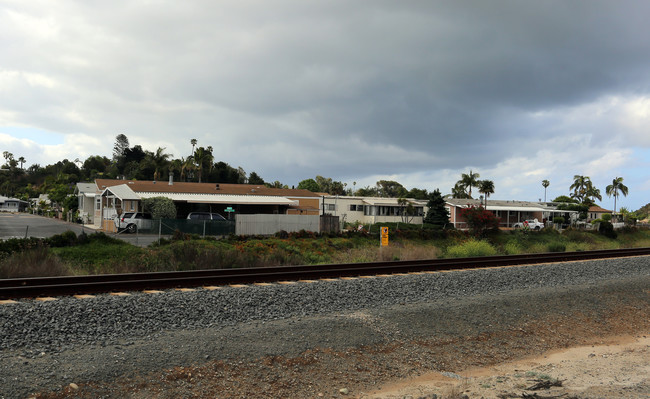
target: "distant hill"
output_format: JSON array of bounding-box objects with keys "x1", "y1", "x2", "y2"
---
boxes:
[{"x1": 635, "y1": 203, "x2": 650, "y2": 218}]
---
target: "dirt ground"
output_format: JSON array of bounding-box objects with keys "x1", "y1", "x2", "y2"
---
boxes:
[
  {"x1": 365, "y1": 335, "x2": 649, "y2": 399},
  {"x1": 25, "y1": 276, "x2": 650, "y2": 399}
]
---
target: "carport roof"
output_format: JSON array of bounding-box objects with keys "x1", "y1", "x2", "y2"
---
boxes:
[
  {"x1": 362, "y1": 198, "x2": 427, "y2": 206},
  {"x1": 445, "y1": 198, "x2": 577, "y2": 213},
  {"x1": 137, "y1": 192, "x2": 298, "y2": 205},
  {"x1": 95, "y1": 179, "x2": 320, "y2": 198}
]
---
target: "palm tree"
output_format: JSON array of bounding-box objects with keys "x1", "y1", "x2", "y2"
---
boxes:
[
  {"x1": 18, "y1": 156, "x2": 26, "y2": 170},
  {"x1": 183, "y1": 156, "x2": 195, "y2": 181},
  {"x1": 190, "y1": 139, "x2": 197, "y2": 155},
  {"x1": 585, "y1": 185, "x2": 602, "y2": 204},
  {"x1": 460, "y1": 170, "x2": 480, "y2": 198},
  {"x1": 570, "y1": 175, "x2": 592, "y2": 203},
  {"x1": 542, "y1": 180, "x2": 550, "y2": 202},
  {"x1": 169, "y1": 158, "x2": 183, "y2": 181},
  {"x1": 478, "y1": 180, "x2": 495, "y2": 206},
  {"x1": 606, "y1": 177, "x2": 629, "y2": 222},
  {"x1": 451, "y1": 182, "x2": 470, "y2": 199},
  {"x1": 148, "y1": 147, "x2": 172, "y2": 181},
  {"x1": 193, "y1": 147, "x2": 214, "y2": 183}
]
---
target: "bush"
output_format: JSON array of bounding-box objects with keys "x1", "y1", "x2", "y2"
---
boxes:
[
  {"x1": 446, "y1": 239, "x2": 497, "y2": 258},
  {"x1": 503, "y1": 241, "x2": 522, "y2": 255},
  {"x1": 601, "y1": 213, "x2": 612, "y2": 222},
  {"x1": 546, "y1": 242, "x2": 566, "y2": 252},
  {"x1": 0, "y1": 246, "x2": 69, "y2": 278},
  {"x1": 0, "y1": 237, "x2": 42, "y2": 258},
  {"x1": 619, "y1": 225, "x2": 638, "y2": 234},
  {"x1": 142, "y1": 196, "x2": 177, "y2": 219},
  {"x1": 598, "y1": 221, "x2": 617, "y2": 239},
  {"x1": 552, "y1": 217, "x2": 565, "y2": 224},
  {"x1": 45, "y1": 230, "x2": 79, "y2": 247},
  {"x1": 459, "y1": 206, "x2": 500, "y2": 236}
]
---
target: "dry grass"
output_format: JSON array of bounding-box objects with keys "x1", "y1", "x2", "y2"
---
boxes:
[
  {"x1": 331, "y1": 243, "x2": 440, "y2": 264},
  {"x1": 0, "y1": 246, "x2": 70, "y2": 278}
]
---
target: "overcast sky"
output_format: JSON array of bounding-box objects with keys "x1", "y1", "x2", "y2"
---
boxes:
[{"x1": 2, "y1": 1, "x2": 650, "y2": 210}]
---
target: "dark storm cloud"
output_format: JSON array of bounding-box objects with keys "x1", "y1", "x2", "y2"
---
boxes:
[{"x1": 2, "y1": 0, "x2": 650, "y2": 207}]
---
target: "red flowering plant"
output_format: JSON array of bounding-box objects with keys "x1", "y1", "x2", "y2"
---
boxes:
[{"x1": 459, "y1": 205, "x2": 500, "y2": 236}]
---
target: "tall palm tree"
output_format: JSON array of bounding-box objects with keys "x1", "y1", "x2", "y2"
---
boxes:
[
  {"x1": 478, "y1": 180, "x2": 495, "y2": 206},
  {"x1": 193, "y1": 147, "x2": 210, "y2": 183},
  {"x1": 460, "y1": 170, "x2": 480, "y2": 198},
  {"x1": 190, "y1": 138, "x2": 197, "y2": 156},
  {"x1": 606, "y1": 177, "x2": 629, "y2": 222},
  {"x1": 542, "y1": 180, "x2": 550, "y2": 202}
]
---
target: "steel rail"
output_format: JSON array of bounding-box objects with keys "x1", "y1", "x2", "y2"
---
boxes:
[{"x1": 1, "y1": 247, "x2": 649, "y2": 299}]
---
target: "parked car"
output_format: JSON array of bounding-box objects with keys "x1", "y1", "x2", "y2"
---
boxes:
[
  {"x1": 513, "y1": 219, "x2": 544, "y2": 230},
  {"x1": 186, "y1": 212, "x2": 226, "y2": 221},
  {"x1": 114, "y1": 212, "x2": 153, "y2": 233}
]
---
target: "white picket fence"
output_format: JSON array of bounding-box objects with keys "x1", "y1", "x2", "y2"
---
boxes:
[{"x1": 235, "y1": 214, "x2": 320, "y2": 236}]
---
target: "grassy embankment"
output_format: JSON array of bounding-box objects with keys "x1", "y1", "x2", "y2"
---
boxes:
[{"x1": 1, "y1": 224, "x2": 650, "y2": 278}]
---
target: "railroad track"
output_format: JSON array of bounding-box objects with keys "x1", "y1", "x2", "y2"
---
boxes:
[{"x1": 2, "y1": 247, "x2": 649, "y2": 300}]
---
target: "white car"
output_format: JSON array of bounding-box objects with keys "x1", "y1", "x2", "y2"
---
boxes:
[
  {"x1": 114, "y1": 212, "x2": 154, "y2": 233},
  {"x1": 513, "y1": 219, "x2": 544, "y2": 230}
]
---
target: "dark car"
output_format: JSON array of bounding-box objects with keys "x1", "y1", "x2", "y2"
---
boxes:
[{"x1": 186, "y1": 212, "x2": 226, "y2": 221}]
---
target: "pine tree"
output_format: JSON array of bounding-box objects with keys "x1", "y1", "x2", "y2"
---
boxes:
[{"x1": 424, "y1": 189, "x2": 450, "y2": 227}]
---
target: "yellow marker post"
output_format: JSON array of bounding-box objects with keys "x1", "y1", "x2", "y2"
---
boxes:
[{"x1": 380, "y1": 226, "x2": 389, "y2": 247}]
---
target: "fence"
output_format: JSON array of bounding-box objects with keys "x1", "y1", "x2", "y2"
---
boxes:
[
  {"x1": 159, "y1": 219, "x2": 235, "y2": 236},
  {"x1": 236, "y1": 214, "x2": 320, "y2": 236},
  {"x1": 116, "y1": 214, "x2": 329, "y2": 238}
]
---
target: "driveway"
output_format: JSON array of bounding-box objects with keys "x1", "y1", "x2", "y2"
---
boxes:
[
  {"x1": 0, "y1": 213, "x2": 162, "y2": 247},
  {"x1": 0, "y1": 213, "x2": 91, "y2": 239}
]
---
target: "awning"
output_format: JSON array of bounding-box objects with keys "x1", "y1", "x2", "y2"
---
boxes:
[
  {"x1": 101, "y1": 184, "x2": 139, "y2": 200},
  {"x1": 485, "y1": 205, "x2": 546, "y2": 212},
  {"x1": 362, "y1": 198, "x2": 426, "y2": 206}
]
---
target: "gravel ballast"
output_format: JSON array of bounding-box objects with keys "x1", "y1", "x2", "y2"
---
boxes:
[{"x1": 1, "y1": 256, "x2": 649, "y2": 398}]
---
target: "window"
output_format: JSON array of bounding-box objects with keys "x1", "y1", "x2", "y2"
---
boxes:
[
  {"x1": 327, "y1": 204, "x2": 336, "y2": 211},
  {"x1": 124, "y1": 200, "x2": 136, "y2": 212},
  {"x1": 349, "y1": 204, "x2": 356, "y2": 211},
  {"x1": 95, "y1": 197, "x2": 101, "y2": 210}
]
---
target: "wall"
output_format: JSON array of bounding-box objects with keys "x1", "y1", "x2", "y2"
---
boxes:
[
  {"x1": 235, "y1": 214, "x2": 320, "y2": 235},
  {"x1": 287, "y1": 197, "x2": 321, "y2": 215}
]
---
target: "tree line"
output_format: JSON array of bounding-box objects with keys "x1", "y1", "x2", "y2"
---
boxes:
[{"x1": 1, "y1": 135, "x2": 645, "y2": 221}]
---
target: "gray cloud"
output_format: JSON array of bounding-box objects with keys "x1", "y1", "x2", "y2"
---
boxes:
[{"x1": 2, "y1": 0, "x2": 650, "y2": 208}]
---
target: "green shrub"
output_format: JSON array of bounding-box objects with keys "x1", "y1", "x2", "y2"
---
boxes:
[
  {"x1": 561, "y1": 229, "x2": 596, "y2": 244},
  {"x1": 446, "y1": 240, "x2": 497, "y2": 258},
  {"x1": 598, "y1": 221, "x2": 617, "y2": 239},
  {"x1": 142, "y1": 196, "x2": 177, "y2": 219},
  {"x1": 546, "y1": 242, "x2": 566, "y2": 252},
  {"x1": 0, "y1": 237, "x2": 42, "y2": 257},
  {"x1": 552, "y1": 217, "x2": 565, "y2": 224},
  {"x1": 601, "y1": 213, "x2": 612, "y2": 222},
  {"x1": 503, "y1": 242, "x2": 522, "y2": 255},
  {"x1": 45, "y1": 230, "x2": 79, "y2": 247}
]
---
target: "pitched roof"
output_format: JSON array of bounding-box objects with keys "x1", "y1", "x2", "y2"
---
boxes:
[
  {"x1": 588, "y1": 205, "x2": 612, "y2": 213},
  {"x1": 95, "y1": 179, "x2": 320, "y2": 198}
]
